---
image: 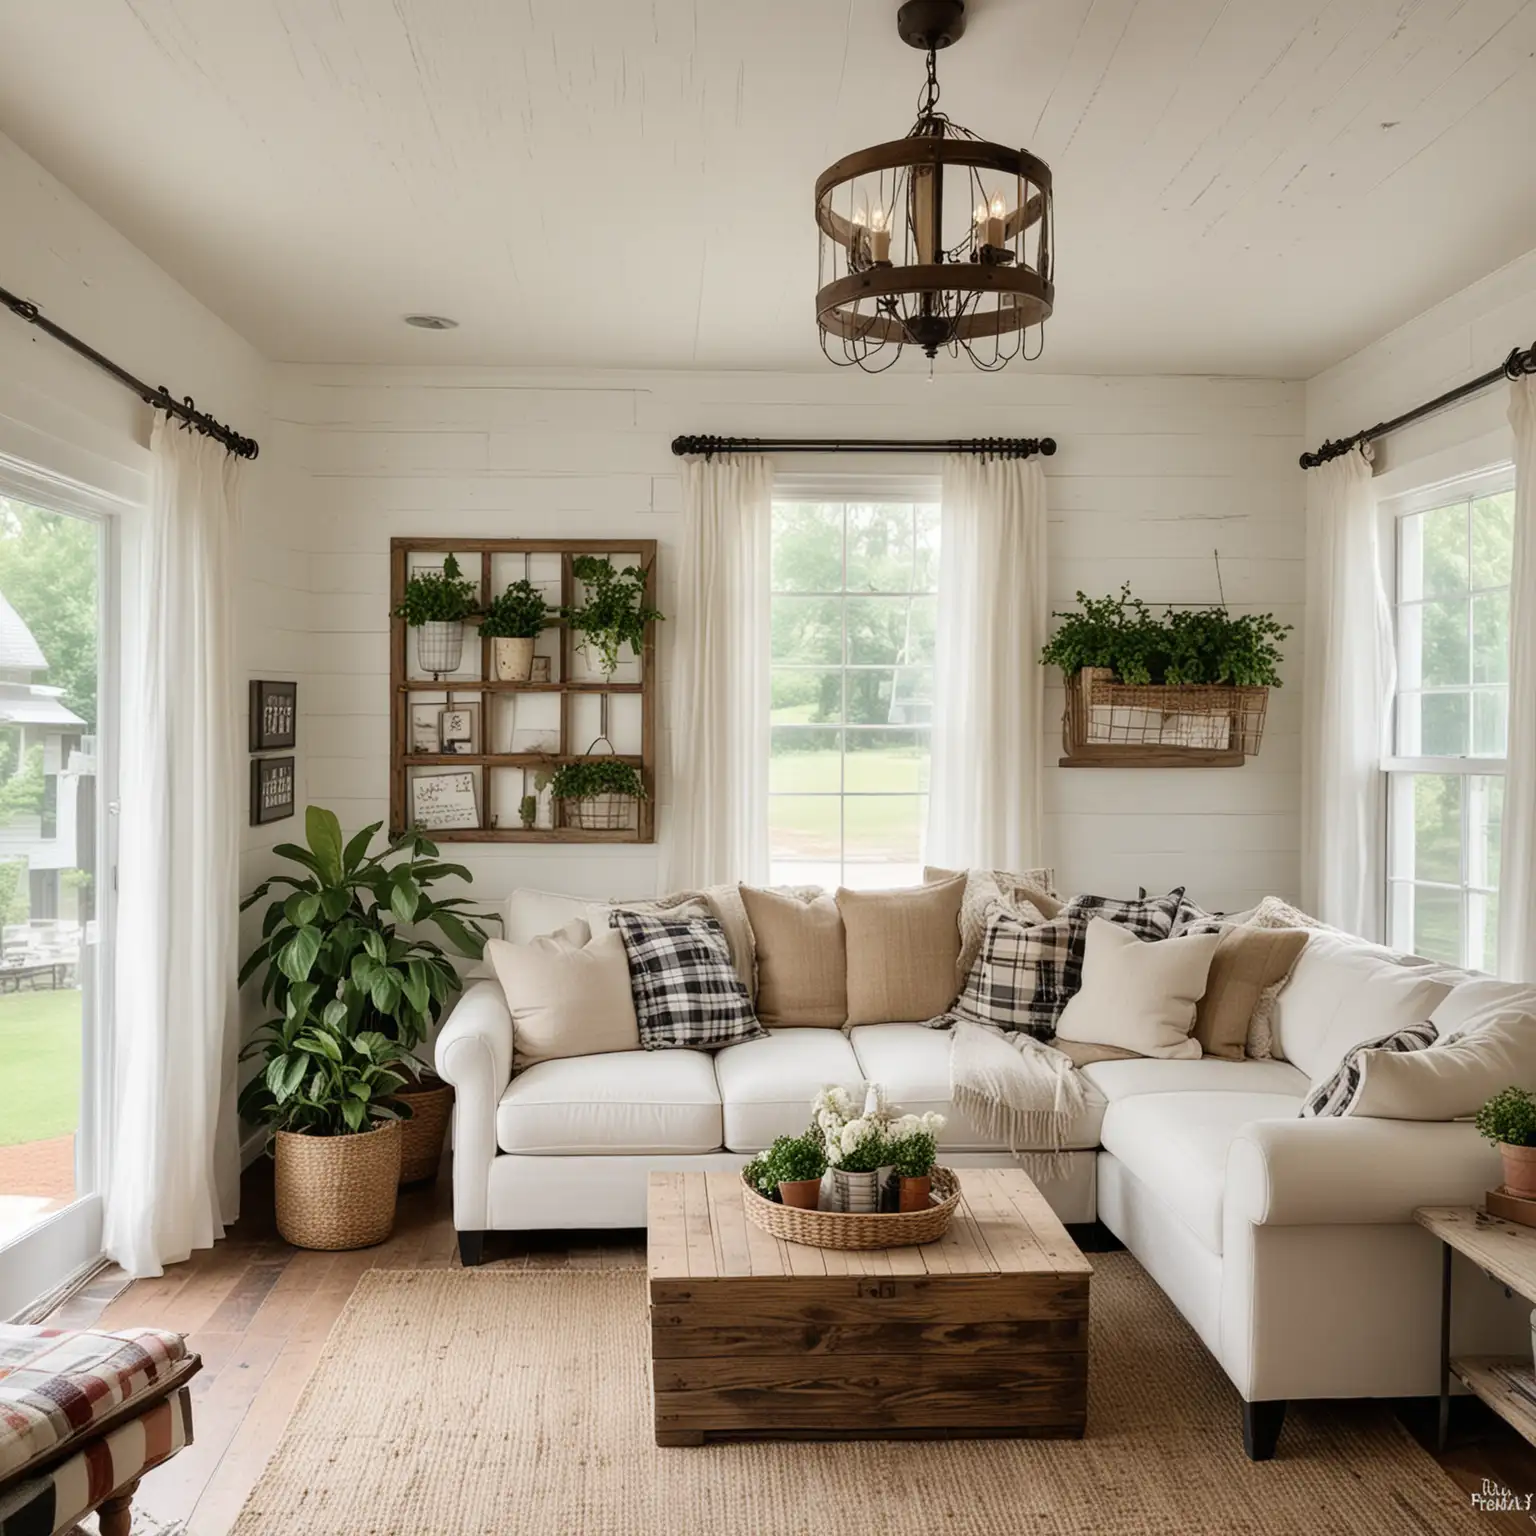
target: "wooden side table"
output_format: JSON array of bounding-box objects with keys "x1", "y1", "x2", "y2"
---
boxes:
[{"x1": 1415, "y1": 1205, "x2": 1536, "y2": 1451}]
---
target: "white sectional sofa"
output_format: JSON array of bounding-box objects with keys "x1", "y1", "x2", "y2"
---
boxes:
[{"x1": 434, "y1": 889, "x2": 1529, "y2": 1459}]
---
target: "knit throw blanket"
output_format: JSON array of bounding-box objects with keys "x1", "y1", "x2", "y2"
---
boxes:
[{"x1": 948, "y1": 1020, "x2": 1086, "y2": 1182}]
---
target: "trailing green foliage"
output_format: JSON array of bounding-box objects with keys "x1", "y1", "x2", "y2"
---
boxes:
[
  {"x1": 1039, "y1": 585, "x2": 1291, "y2": 688},
  {"x1": 237, "y1": 1017, "x2": 412, "y2": 1138},
  {"x1": 478, "y1": 578, "x2": 550, "y2": 639},
  {"x1": 762, "y1": 1132, "x2": 827, "y2": 1185},
  {"x1": 547, "y1": 759, "x2": 646, "y2": 801},
  {"x1": 886, "y1": 1127, "x2": 938, "y2": 1179},
  {"x1": 563, "y1": 556, "x2": 663, "y2": 675},
  {"x1": 393, "y1": 554, "x2": 479, "y2": 626},
  {"x1": 1477, "y1": 1086, "x2": 1536, "y2": 1148},
  {"x1": 239, "y1": 807, "x2": 493, "y2": 1087}
]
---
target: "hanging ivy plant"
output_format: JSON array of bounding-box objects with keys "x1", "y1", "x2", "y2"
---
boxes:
[
  {"x1": 563, "y1": 557, "x2": 663, "y2": 675},
  {"x1": 547, "y1": 759, "x2": 646, "y2": 801}
]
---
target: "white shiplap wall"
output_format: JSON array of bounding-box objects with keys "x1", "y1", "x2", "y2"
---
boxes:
[{"x1": 278, "y1": 365, "x2": 1305, "y2": 914}]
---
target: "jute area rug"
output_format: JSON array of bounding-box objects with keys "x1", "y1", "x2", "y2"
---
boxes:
[{"x1": 230, "y1": 1253, "x2": 1479, "y2": 1536}]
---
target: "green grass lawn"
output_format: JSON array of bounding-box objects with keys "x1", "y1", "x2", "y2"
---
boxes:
[
  {"x1": 769, "y1": 746, "x2": 928, "y2": 860},
  {"x1": 0, "y1": 988, "x2": 81, "y2": 1147}
]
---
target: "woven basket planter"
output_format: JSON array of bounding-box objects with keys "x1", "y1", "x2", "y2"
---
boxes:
[
  {"x1": 395, "y1": 1078, "x2": 453, "y2": 1186},
  {"x1": 1064, "y1": 666, "x2": 1269, "y2": 759},
  {"x1": 741, "y1": 1165, "x2": 960, "y2": 1250},
  {"x1": 274, "y1": 1120, "x2": 401, "y2": 1251}
]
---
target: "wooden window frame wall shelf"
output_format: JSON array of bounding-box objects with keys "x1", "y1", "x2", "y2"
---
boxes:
[{"x1": 389, "y1": 537, "x2": 657, "y2": 844}]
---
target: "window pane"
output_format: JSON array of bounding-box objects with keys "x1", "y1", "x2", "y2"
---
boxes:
[
  {"x1": 845, "y1": 595, "x2": 936, "y2": 666},
  {"x1": 914, "y1": 505, "x2": 940, "y2": 591},
  {"x1": 1412, "y1": 885, "x2": 1463, "y2": 965},
  {"x1": 1396, "y1": 602, "x2": 1423, "y2": 692},
  {"x1": 1419, "y1": 692, "x2": 1469, "y2": 756},
  {"x1": 1419, "y1": 503, "x2": 1469, "y2": 597},
  {"x1": 1418, "y1": 598, "x2": 1469, "y2": 686},
  {"x1": 845, "y1": 732, "x2": 930, "y2": 792},
  {"x1": 1472, "y1": 492, "x2": 1514, "y2": 590},
  {"x1": 1472, "y1": 590, "x2": 1509, "y2": 684},
  {"x1": 844, "y1": 795, "x2": 925, "y2": 872},
  {"x1": 845, "y1": 504, "x2": 917, "y2": 592},
  {"x1": 772, "y1": 596, "x2": 842, "y2": 665},
  {"x1": 1468, "y1": 890, "x2": 1499, "y2": 975},
  {"x1": 771, "y1": 504, "x2": 842, "y2": 592},
  {"x1": 844, "y1": 666, "x2": 935, "y2": 728},
  {"x1": 769, "y1": 795, "x2": 841, "y2": 863},
  {"x1": 1395, "y1": 691, "x2": 1422, "y2": 756},
  {"x1": 1473, "y1": 689, "x2": 1507, "y2": 757},
  {"x1": 1413, "y1": 774, "x2": 1462, "y2": 884},
  {"x1": 771, "y1": 668, "x2": 842, "y2": 726},
  {"x1": 770, "y1": 728, "x2": 842, "y2": 793},
  {"x1": 1470, "y1": 774, "x2": 1503, "y2": 892}
]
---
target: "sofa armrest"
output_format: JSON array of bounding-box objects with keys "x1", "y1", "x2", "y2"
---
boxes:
[
  {"x1": 432, "y1": 980, "x2": 514, "y2": 1230},
  {"x1": 1227, "y1": 1117, "x2": 1501, "y2": 1228}
]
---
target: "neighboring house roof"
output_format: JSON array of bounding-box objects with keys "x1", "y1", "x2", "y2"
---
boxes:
[
  {"x1": 0, "y1": 696, "x2": 85, "y2": 727},
  {"x1": 0, "y1": 592, "x2": 46, "y2": 672}
]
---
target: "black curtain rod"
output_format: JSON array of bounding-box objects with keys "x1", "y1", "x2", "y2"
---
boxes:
[
  {"x1": 671, "y1": 434, "x2": 1055, "y2": 460},
  {"x1": 1301, "y1": 340, "x2": 1536, "y2": 470},
  {"x1": 0, "y1": 283, "x2": 260, "y2": 461}
]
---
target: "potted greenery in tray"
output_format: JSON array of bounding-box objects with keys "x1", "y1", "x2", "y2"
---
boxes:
[
  {"x1": 479, "y1": 577, "x2": 550, "y2": 682},
  {"x1": 563, "y1": 555, "x2": 663, "y2": 676},
  {"x1": 547, "y1": 759, "x2": 646, "y2": 832},
  {"x1": 393, "y1": 554, "x2": 479, "y2": 675},
  {"x1": 763, "y1": 1132, "x2": 827, "y2": 1209},
  {"x1": 1477, "y1": 1087, "x2": 1536, "y2": 1198},
  {"x1": 240, "y1": 807, "x2": 493, "y2": 1187},
  {"x1": 885, "y1": 1113, "x2": 946, "y2": 1212}
]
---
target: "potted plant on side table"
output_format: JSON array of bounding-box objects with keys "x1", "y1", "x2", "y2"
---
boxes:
[
  {"x1": 393, "y1": 553, "x2": 479, "y2": 676},
  {"x1": 479, "y1": 577, "x2": 551, "y2": 682},
  {"x1": 240, "y1": 806, "x2": 493, "y2": 1187},
  {"x1": 1477, "y1": 1086, "x2": 1536, "y2": 1198}
]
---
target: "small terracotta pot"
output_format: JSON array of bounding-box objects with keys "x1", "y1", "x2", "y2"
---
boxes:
[
  {"x1": 778, "y1": 1178, "x2": 822, "y2": 1210},
  {"x1": 898, "y1": 1174, "x2": 932, "y2": 1213},
  {"x1": 1501, "y1": 1143, "x2": 1536, "y2": 1199},
  {"x1": 494, "y1": 636, "x2": 536, "y2": 682}
]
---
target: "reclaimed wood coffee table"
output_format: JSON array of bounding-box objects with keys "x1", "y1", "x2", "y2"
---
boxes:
[{"x1": 647, "y1": 1166, "x2": 1091, "y2": 1446}]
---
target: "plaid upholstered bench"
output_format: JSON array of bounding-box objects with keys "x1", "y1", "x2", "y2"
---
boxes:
[{"x1": 0, "y1": 1324, "x2": 200, "y2": 1536}]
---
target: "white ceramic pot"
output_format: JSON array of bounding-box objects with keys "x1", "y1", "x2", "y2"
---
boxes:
[
  {"x1": 416, "y1": 620, "x2": 464, "y2": 676},
  {"x1": 829, "y1": 1168, "x2": 880, "y2": 1214},
  {"x1": 494, "y1": 636, "x2": 536, "y2": 682}
]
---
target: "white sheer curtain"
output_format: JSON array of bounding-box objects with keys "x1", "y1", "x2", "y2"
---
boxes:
[
  {"x1": 925, "y1": 454, "x2": 1048, "y2": 870},
  {"x1": 661, "y1": 454, "x2": 772, "y2": 890},
  {"x1": 1300, "y1": 444, "x2": 1394, "y2": 938},
  {"x1": 1499, "y1": 376, "x2": 1536, "y2": 980},
  {"x1": 103, "y1": 419, "x2": 243, "y2": 1277}
]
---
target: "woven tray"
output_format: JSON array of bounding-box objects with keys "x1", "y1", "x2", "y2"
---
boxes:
[{"x1": 740, "y1": 1166, "x2": 961, "y2": 1250}]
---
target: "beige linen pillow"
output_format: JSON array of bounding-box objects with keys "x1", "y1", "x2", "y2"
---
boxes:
[
  {"x1": 738, "y1": 886, "x2": 846, "y2": 1028},
  {"x1": 1188, "y1": 926, "x2": 1309, "y2": 1061},
  {"x1": 1055, "y1": 919, "x2": 1219, "y2": 1060},
  {"x1": 838, "y1": 874, "x2": 967, "y2": 1025},
  {"x1": 487, "y1": 919, "x2": 640, "y2": 1070}
]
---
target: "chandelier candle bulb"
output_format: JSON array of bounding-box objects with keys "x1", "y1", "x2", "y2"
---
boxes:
[
  {"x1": 869, "y1": 205, "x2": 891, "y2": 262},
  {"x1": 985, "y1": 193, "x2": 1006, "y2": 248}
]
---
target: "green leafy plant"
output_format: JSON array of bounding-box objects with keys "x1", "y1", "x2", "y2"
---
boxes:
[
  {"x1": 238, "y1": 807, "x2": 493, "y2": 1084},
  {"x1": 547, "y1": 759, "x2": 646, "y2": 802},
  {"x1": 393, "y1": 554, "x2": 479, "y2": 626},
  {"x1": 833, "y1": 1124, "x2": 889, "y2": 1175},
  {"x1": 1039, "y1": 584, "x2": 1291, "y2": 688},
  {"x1": 1477, "y1": 1086, "x2": 1536, "y2": 1148},
  {"x1": 238, "y1": 1018, "x2": 412, "y2": 1138},
  {"x1": 741, "y1": 1154, "x2": 777, "y2": 1195},
  {"x1": 478, "y1": 578, "x2": 550, "y2": 639},
  {"x1": 518, "y1": 794, "x2": 538, "y2": 828},
  {"x1": 886, "y1": 1127, "x2": 938, "y2": 1179},
  {"x1": 563, "y1": 556, "x2": 663, "y2": 675},
  {"x1": 763, "y1": 1132, "x2": 827, "y2": 1186}
]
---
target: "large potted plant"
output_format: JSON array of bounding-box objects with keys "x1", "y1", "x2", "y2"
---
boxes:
[
  {"x1": 239, "y1": 1016, "x2": 412, "y2": 1249},
  {"x1": 1477, "y1": 1086, "x2": 1536, "y2": 1198},
  {"x1": 240, "y1": 807, "x2": 492, "y2": 1185},
  {"x1": 479, "y1": 578, "x2": 550, "y2": 682},
  {"x1": 547, "y1": 758, "x2": 646, "y2": 832},
  {"x1": 393, "y1": 554, "x2": 479, "y2": 676},
  {"x1": 563, "y1": 555, "x2": 663, "y2": 676}
]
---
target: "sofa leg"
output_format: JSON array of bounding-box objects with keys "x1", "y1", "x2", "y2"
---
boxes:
[
  {"x1": 1242, "y1": 1399, "x2": 1287, "y2": 1461},
  {"x1": 457, "y1": 1231, "x2": 486, "y2": 1267},
  {"x1": 98, "y1": 1479, "x2": 139, "y2": 1536}
]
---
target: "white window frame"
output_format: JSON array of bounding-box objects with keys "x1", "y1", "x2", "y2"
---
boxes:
[
  {"x1": 768, "y1": 474, "x2": 941, "y2": 890},
  {"x1": 1380, "y1": 462, "x2": 1514, "y2": 971}
]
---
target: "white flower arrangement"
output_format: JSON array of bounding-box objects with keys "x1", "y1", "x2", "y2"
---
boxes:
[{"x1": 810, "y1": 1085, "x2": 945, "y2": 1172}]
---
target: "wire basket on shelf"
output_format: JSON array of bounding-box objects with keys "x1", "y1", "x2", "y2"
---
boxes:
[
  {"x1": 1064, "y1": 667, "x2": 1269, "y2": 758},
  {"x1": 559, "y1": 793, "x2": 638, "y2": 832}
]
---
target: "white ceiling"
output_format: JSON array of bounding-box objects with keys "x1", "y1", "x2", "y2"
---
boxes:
[{"x1": 3, "y1": 0, "x2": 1536, "y2": 376}]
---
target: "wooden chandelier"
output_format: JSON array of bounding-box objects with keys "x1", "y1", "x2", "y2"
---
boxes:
[{"x1": 814, "y1": 0, "x2": 1054, "y2": 372}]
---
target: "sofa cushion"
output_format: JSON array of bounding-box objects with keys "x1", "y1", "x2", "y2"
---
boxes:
[
  {"x1": 1081, "y1": 1056, "x2": 1309, "y2": 1102},
  {"x1": 838, "y1": 875, "x2": 967, "y2": 1025},
  {"x1": 495, "y1": 1050, "x2": 722, "y2": 1154},
  {"x1": 848, "y1": 1024, "x2": 1107, "y2": 1151},
  {"x1": 1098, "y1": 1091, "x2": 1303, "y2": 1254},
  {"x1": 713, "y1": 1029, "x2": 864, "y2": 1152},
  {"x1": 738, "y1": 886, "x2": 846, "y2": 1028}
]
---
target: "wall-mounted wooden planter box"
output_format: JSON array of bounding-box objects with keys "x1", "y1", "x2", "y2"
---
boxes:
[
  {"x1": 1059, "y1": 667, "x2": 1268, "y2": 769},
  {"x1": 389, "y1": 537, "x2": 657, "y2": 842}
]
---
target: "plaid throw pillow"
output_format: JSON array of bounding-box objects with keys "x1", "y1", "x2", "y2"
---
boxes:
[
  {"x1": 610, "y1": 912, "x2": 765, "y2": 1050},
  {"x1": 952, "y1": 887, "x2": 1187, "y2": 1039},
  {"x1": 1300, "y1": 1021, "x2": 1438, "y2": 1118}
]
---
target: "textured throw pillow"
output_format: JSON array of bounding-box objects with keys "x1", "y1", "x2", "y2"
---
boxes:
[
  {"x1": 487, "y1": 920, "x2": 641, "y2": 1070},
  {"x1": 738, "y1": 885, "x2": 847, "y2": 1028},
  {"x1": 837, "y1": 875, "x2": 967, "y2": 1025},
  {"x1": 607, "y1": 885, "x2": 757, "y2": 996},
  {"x1": 926, "y1": 865, "x2": 1060, "y2": 979},
  {"x1": 1299, "y1": 1021, "x2": 1438, "y2": 1118},
  {"x1": 1056, "y1": 919, "x2": 1219, "y2": 1060},
  {"x1": 1184, "y1": 925, "x2": 1310, "y2": 1062},
  {"x1": 609, "y1": 912, "x2": 764, "y2": 1050}
]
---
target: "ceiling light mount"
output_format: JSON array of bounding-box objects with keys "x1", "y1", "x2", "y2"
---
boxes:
[
  {"x1": 814, "y1": 0, "x2": 1053, "y2": 372},
  {"x1": 404, "y1": 314, "x2": 459, "y2": 331}
]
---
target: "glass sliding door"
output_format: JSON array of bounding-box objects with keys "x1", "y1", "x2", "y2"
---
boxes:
[{"x1": 0, "y1": 486, "x2": 111, "y2": 1317}]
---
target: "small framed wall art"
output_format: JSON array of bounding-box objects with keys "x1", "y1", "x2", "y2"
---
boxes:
[
  {"x1": 411, "y1": 770, "x2": 479, "y2": 830},
  {"x1": 251, "y1": 756, "x2": 296, "y2": 825},
  {"x1": 249, "y1": 680, "x2": 297, "y2": 752}
]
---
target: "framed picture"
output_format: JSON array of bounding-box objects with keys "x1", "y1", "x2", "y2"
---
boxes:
[
  {"x1": 250, "y1": 756, "x2": 295, "y2": 825},
  {"x1": 249, "y1": 680, "x2": 297, "y2": 752},
  {"x1": 439, "y1": 703, "x2": 480, "y2": 754},
  {"x1": 410, "y1": 703, "x2": 443, "y2": 754},
  {"x1": 511, "y1": 726, "x2": 560, "y2": 756},
  {"x1": 412, "y1": 770, "x2": 479, "y2": 830}
]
